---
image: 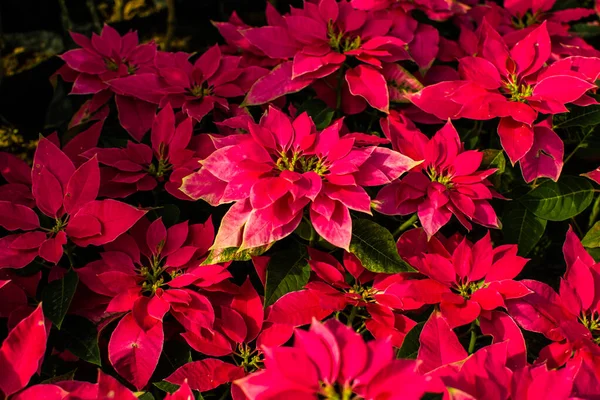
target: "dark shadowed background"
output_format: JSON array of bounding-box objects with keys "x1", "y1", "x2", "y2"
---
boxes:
[{"x1": 0, "y1": 0, "x2": 302, "y2": 153}]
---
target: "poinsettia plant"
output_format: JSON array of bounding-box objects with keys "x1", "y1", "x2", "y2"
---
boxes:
[{"x1": 3, "y1": 0, "x2": 600, "y2": 398}]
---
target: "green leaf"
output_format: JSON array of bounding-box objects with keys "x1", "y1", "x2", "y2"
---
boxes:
[
  {"x1": 41, "y1": 369, "x2": 77, "y2": 384},
  {"x1": 61, "y1": 315, "x2": 101, "y2": 366},
  {"x1": 138, "y1": 393, "x2": 155, "y2": 400},
  {"x1": 553, "y1": 105, "x2": 600, "y2": 128},
  {"x1": 349, "y1": 219, "x2": 414, "y2": 273},
  {"x1": 42, "y1": 269, "x2": 79, "y2": 329},
  {"x1": 397, "y1": 322, "x2": 425, "y2": 359},
  {"x1": 519, "y1": 177, "x2": 594, "y2": 221},
  {"x1": 502, "y1": 202, "x2": 547, "y2": 256},
  {"x1": 296, "y1": 99, "x2": 335, "y2": 130},
  {"x1": 582, "y1": 221, "x2": 600, "y2": 249},
  {"x1": 264, "y1": 242, "x2": 310, "y2": 307},
  {"x1": 202, "y1": 244, "x2": 271, "y2": 265},
  {"x1": 153, "y1": 381, "x2": 180, "y2": 394},
  {"x1": 572, "y1": 23, "x2": 600, "y2": 38},
  {"x1": 481, "y1": 149, "x2": 506, "y2": 175}
]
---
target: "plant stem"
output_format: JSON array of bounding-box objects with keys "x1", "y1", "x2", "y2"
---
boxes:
[
  {"x1": 393, "y1": 214, "x2": 418, "y2": 237},
  {"x1": 564, "y1": 128, "x2": 593, "y2": 165},
  {"x1": 347, "y1": 306, "x2": 358, "y2": 328},
  {"x1": 468, "y1": 321, "x2": 477, "y2": 354},
  {"x1": 589, "y1": 194, "x2": 600, "y2": 229}
]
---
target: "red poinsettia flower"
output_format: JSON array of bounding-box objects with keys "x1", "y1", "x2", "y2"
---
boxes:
[
  {"x1": 243, "y1": 0, "x2": 438, "y2": 112},
  {"x1": 375, "y1": 113, "x2": 501, "y2": 237},
  {"x1": 234, "y1": 318, "x2": 428, "y2": 400},
  {"x1": 0, "y1": 138, "x2": 146, "y2": 267},
  {"x1": 83, "y1": 104, "x2": 195, "y2": 198},
  {"x1": 181, "y1": 106, "x2": 418, "y2": 250},
  {"x1": 77, "y1": 216, "x2": 228, "y2": 389},
  {"x1": 410, "y1": 22, "x2": 600, "y2": 165},
  {"x1": 394, "y1": 228, "x2": 530, "y2": 328},
  {"x1": 507, "y1": 227, "x2": 600, "y2": 368},
  {"x1": 57, "y1": 24, "x2": 159, "y2": 140},
  {"x1": 109, "y1": 45, "x2": 267, "y2": 122}
]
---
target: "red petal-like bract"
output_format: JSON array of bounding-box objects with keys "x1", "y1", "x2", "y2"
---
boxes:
[
  {"x1": 166, "y1": 359, "x2": 245, "y2": 392},
  {"x1": 0, "y1": 304, "x2": 47, "y2": 397},
  {"x1": 108, "y1": 313, "x2": 164, "y2": 390}
]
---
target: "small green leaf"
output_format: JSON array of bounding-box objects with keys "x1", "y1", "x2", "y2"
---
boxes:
[
  {"x1": 553, "y1": 105, "x2": 600, "y2": 128},
  {"x1": 582, "y1": 221, "x2": 600, "y2": 249},
  {"x1": 153, "y1": 381, "x2": 180, "y2": 394},
  {"x1": 397, "y1": 322, "x2": 425, "y2": 359},
  {"x1": 349, "y1": 219, "x2": 414, "y2": 273},
  {"x1": 502, "y1": 202, "x2": 547, "y2": 256},
  {"x1": 61, "y1": 315, "x2": 101, "y2": 366},
  {"x1": 42, "y1": 269, "x2": 79, "y2": 329},
  {"x1": 202, "y1": 245, "x2": 271, "y2": 265},
  {"x1": 264, "y1": 242, "x2": 310, "y2": 307},
  {"x1": 481, "y1": 149, "x2": 506, "y2": 175},
  {"x1": 138, "y1": 393, "x2": 155, "y2": 400},
  {"x1": 296, "y1": 99, "x2": 335, "y2": 130},
  {"x1": 572, "y1": 23, "x2": 600, "y2": 38},
  {"x1": 41, "y1": 369, "x2": 77, "y2": 384},
  {"x1": 519, "y1": 176, "x2": 594, "y2": 221}
]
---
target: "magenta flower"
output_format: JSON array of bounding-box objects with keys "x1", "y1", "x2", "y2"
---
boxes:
[
  {"x1": 243, "y1": 0, "x2": 417, "y2": 112},
  {"x1": 59, "y1": 24, "x2": 156, "y2": 94},
  {"x1": 83, "y1": 104, "x2": 195, "y2": 198},
  {"x1": 507, "y1": 227, "x2": 600, "y2": 368},
  {"x1": 181, "y1": 106, "x2": 418, "y2": 250},
  {"x1": 394, "y1": 228, "x2": 531, "y2": 328},
  {"x1": 304, "y1": 248, "x2": 417, "y2": 347},
  {"x1": 0, "y1": 138, "x2": 146, "y2": 267},
  {"x1": 77, "y1": 216, "x2": 229, "y2": 389},
  {"x1": 375, "y1": 113, "x2": 501, "y2": 237},
  {"x1": 234, "y1": 318, "x2": 427, "y2": 400},
  {"x1": 57, "y1": 24, "x2": 159, "y2": 140},
  {"x1": 410, "y1": 22, "x2": 600, "y2": 165},
  {"x1": 110, "y1": 45, "x2": 267, "y2": 122}
]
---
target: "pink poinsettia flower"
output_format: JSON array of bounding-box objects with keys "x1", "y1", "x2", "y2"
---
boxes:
[
  {"x1": 77, "y1": 216, "x2": 229, "y2": 389},
  {"x1": 375, "y1": 113, "x2": 501, "y2": 237},
  {"x1": 302, "y1": 248, "x2": 417, "y2": 347},
  {"x1": 109, "y1": 45, "x2": 267, "y2": 122},
  {"x1": 243, "y1": 0, "x2": 432, "y2": 112},
  {"x1": 394, "y1": 228, "x2": 530, "y2": 328},
  {"x1": 410, "y1": 22, "x2": 600, "y2": 165},
  {"x1": 57, "y1": 24, "x2": 159, "y2": 141},
  {"x1": 0, "y1": 138, "x2": 146, "y2": 267},
  {"x1": 213, "y1": 5, "x2": 285, "y2": 68},
  {"x1": 181, "y1": 106, "x2": 418, "y2": 251},
  {"x1": 507, "y1": 227, "x2": 600, "y2": 368},
  {"x1": 234, "y1": 318, "x2": 428, "y2": 400},
  {"x1": 83, "y1": 104, "x2": 195, "y2": 198}
]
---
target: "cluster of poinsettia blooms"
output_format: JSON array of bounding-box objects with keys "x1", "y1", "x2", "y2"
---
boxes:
[{"x1": 3, "y1": 0, "x2": 600, "y2": 398}]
